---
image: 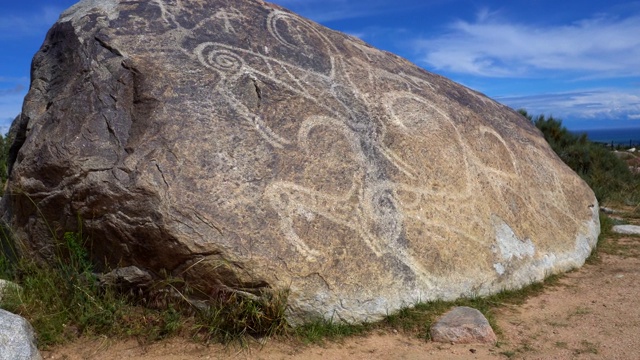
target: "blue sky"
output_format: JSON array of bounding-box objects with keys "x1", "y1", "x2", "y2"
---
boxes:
[{"x1": 1, "y1": 0, "x2": 640, "y2": 133}]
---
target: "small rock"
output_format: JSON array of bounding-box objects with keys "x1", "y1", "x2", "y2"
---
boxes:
[
  {"x1": 612, "y1": 225, "x2": 640, "y2": 235},
  {"x1": 599, "y1": 207, "x2": 616, "y2": 214},
  {"x1": 430, "y1": 306, "x2": 497, "y2": 344},
  {"x1": 96, "y1": 266, "x2": 154, "y2": 290},
  {"x1": 0, "y1": 309, "x2": 42, "y2": 360}
]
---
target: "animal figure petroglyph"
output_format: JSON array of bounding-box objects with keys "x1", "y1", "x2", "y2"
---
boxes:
[
  {"x1": 190, "y1": 10, "x2": 440, "y2": 270},
  {"x1": 151, "y1": 3, "x2": 583, "y2": 275}
]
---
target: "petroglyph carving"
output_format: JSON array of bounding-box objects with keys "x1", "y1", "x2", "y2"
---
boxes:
[
  {"x1": 152, "y1": 0, "x2": 177, "y2": 26},
  {"x1": 136, "y1": 3, "x2": 596, "y2": 301},
  {"x1": 11, "y1": 0, "x2": 601, "y2": 326},
  {"x1": 191, "y1": 23, "x2": 489, "y2": 261},
  {"x1": 192, "y1": 36, "x2": 426, "y2": 182},
  {"x1": 297, "y1": 116, "x2": 364, "y2": 158},
  {"x1": 213, "y1": 8, "x2": 247, "y2": 34},
  {"x1": 265, "y1": 175, "x2": 433, "y2": 276},
  {"x1": 195, "y1": 45, "x2": 245, "y2": 75},
  {"x1": 267, "y1": 10, "x2": 334, "y2": 55},
  {"x1": 468, "y1": 126, "x2": 519, "y2": 176},
  {"x1": 383, "y1": 91, "x2": 451, "y2": 132}
]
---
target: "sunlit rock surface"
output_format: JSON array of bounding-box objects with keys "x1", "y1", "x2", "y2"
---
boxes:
[{"x1": 2, "y1": 0, "x2": 599, "y2": 323}]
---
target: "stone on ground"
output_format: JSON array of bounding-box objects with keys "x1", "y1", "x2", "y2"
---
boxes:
[
  {"x1": 0, "y1": 309, "x2": 41, "y2": 360},
  {"x1": 2, "y1": 0, "x2": 599, "y2": 324},
  {"x1": 612, "y1": 225, "x2": 640, "y2": 235},
  {"x1": 430, "y1": 306, "x2": 497, "y2": 344},
  {"x1": 97, "y1": 265, "x2": 153, "y2": 290}
]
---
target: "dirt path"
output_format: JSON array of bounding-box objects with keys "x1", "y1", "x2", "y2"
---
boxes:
[{"x1": 43, "y1": 215, "x2": 640, "y2": 360}]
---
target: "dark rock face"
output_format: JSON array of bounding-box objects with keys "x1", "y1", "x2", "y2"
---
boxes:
[{"x1": 2, "y1": 0, "x2": 599, "y2": 323}]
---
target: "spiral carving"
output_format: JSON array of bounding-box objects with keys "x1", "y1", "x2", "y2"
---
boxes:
[{"x1": 195, "y1": 43, "x2": 244, "y2": 74}]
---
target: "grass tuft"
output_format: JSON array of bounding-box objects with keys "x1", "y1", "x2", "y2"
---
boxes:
[
  {"x1": 192, "y1": 289, "x2": 289, "y2": 344},
  {"x1": 0, "y1": 225, "x2": 289, "y2": 348},
  {"x1": 292, "y1": 273, "x2": 563, "y2": 344},
  {"x1": 293, "y1": 318, "x2": 370, "y2": 344}
]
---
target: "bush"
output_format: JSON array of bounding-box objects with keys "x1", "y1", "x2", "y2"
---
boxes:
[{"x1": 518, "y1": 109, "x2": 640, "y2": 204}]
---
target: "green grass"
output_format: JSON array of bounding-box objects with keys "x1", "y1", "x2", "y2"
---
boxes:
[
  {"x1": 292, "y1": 273, "x2": 563, "y2": 344},
  {"x1": 2, "y1": 227, "x2": 569, "y2": 349},
  {"x1": 293, "y1": 318, "x2": 371, "y2": 344},
  {"x1": 587, "y1": 212, "x2": 640, "y2": 262},
  {"x1": 0, "y1": 227, "x2": 288, "y2": 348},
  {"x1": 192, "y1": 289, "x2": 288, "y2": 344},
  {"x1": 0, "y1": 216, "x2": 571, "y2": 349}
]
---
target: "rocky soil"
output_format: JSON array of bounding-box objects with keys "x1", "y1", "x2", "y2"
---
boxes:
[{"x1": 41, "y1": 209, "x2": 640, "y2": 360}]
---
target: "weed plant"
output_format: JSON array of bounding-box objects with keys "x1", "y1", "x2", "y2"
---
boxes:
[
  {"x1": 0, "y1": 230, "x2": 134, "y2": 346},
  {"x1": 0, "y1": 226, "x2": 288, "y2": 348}
]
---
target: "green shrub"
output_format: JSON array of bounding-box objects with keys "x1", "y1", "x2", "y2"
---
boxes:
[{"x1": 518, "y1": 109, "x2": 640, "y2": 204}]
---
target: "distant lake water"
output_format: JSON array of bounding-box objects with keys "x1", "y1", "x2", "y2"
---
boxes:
[{"x1": 572, "y1": 127, "x2": 640, "y2": 147}]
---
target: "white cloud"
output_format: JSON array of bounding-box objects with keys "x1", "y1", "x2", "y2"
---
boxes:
[
  {"x1": 0, "y1": 85, "x2": 26, "y2": 96},
  {"x1": 0, "y1": 101, "x2": 22, "y2": 135},
  {"x1": 496, "y1": 89, "x2": 640, "y2": 121},
  {"x1": 412, "y1": 12, "x2": 640, "y2": 77},
  {"x1": 0, "y1": 78, "x2": 29, "y2": 131}
]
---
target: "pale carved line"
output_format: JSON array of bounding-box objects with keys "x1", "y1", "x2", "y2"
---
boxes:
[
  {"x1": 470, "y1": 125, "x2": 520, "y2": 177},
  {"x1": 189, "y1": 10, "x2": 522, "y2": 272},
  {"x1": 213, "y1": 8, "x2": 247, "y2": 34},
  {"x1": 193, "y1": 41, "x2": 429, "y2": 180},
  {"x1": 152, "y1": 0, "x2": 177, "y2": 26},
  {"x1": 266, "y1": 10, "x2": 339, "y2": 55},
  {"x1": 141, "y1": 3, "x2": 578, "y2": 277}
]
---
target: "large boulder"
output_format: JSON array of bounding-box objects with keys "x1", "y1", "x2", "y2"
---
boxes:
[{"x1": 2, "y1": 0, "x2": 599, "y2": 323}]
